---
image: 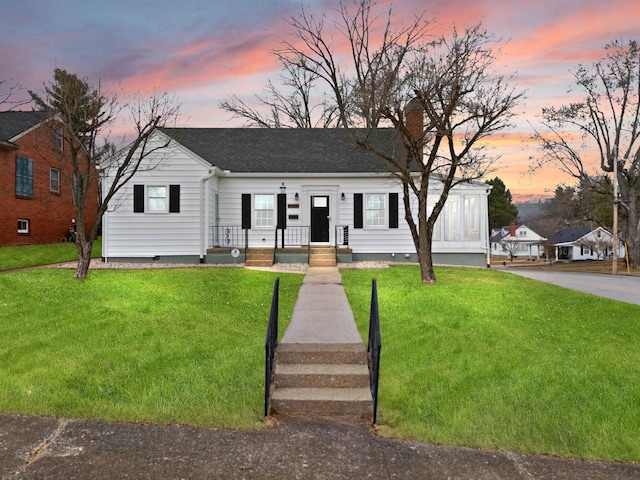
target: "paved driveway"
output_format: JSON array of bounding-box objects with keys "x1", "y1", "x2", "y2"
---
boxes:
[{"x1": 501, "y1": 268, "x2": 640, "y2": 305}]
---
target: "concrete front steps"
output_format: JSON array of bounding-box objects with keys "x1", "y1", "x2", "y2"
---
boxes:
[
  {"x1": 245, "y1": 248, "x2": 274, "y2": 267},
  {"x1": 246, "y1": 247, "x2": 335, "y2": 267},
  {"x1": 309, "y1": 247, "x2": 337, "y2": 267},
  {"x1": 270, "y1": 343, "x2": 373, "y2": 417}
]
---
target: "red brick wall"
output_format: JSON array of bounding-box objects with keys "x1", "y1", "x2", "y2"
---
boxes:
[{"x1": 0, "y1": 122, "x2": 99, "y2": 246}]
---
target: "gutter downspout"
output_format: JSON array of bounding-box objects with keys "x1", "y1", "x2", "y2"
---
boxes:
[
  {"x1": 100, "y1": 172, "x2": 109, "y2": 262},
  {"x1": 199, "y1": 169, "x2": 218, "y2": 263},
  {"x1": 485, "y1": 186, "x2": 492, "y2": 268}
]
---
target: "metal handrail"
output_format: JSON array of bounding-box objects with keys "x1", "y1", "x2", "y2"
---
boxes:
[
  {"x1": 334, "y1": 225, "x2": 349, "y2": 264},
  {"x1": 368, "y1": 278, "x2": 382, "y2": 424},
  {"x1": 264, "y1": 277, "x2": 280, "y2": 416}
]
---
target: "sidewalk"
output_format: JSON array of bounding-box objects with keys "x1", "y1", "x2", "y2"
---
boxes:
[
  {"x1": 2, "y1": 414, "x2": 639, "y2": 479},
  {"x1": 2, "y1": 267, "x2": 640, "y2": 478}
]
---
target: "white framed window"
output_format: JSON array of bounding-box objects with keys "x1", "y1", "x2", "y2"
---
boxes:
[
  {"x1": 427, "y1": 194, "x2": 443, "y2": 241},
  {"x1": 147, "y1": 186, "x2": 168, "y2": 212},
  {"x1": 463, "y1": 195, "x2": 480, "y2": 241},
  {"x1": 365, "y1": 193, "x2": 386, "y2": 227},
  {"x1": 18, "y1": 219, "x2": 29, "y2": 234},
  {"x1": 254, "y1": 194, "x2": 275, "y2": 228},
  {"x1": 444, "y1": 194, "x2": 460, "y2": 241},
  {"x1": 50, "y1": 168, "x2": 60, "y2": 193}
]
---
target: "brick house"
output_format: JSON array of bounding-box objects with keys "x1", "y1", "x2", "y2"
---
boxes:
[{"x1": 0, "y1": 111, "x2": 98, "y2": 246}]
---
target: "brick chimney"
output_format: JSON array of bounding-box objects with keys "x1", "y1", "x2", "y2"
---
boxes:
[
  {"x1": 405, "y1": 97, "x2": 424, "y2": 144},
  {"x1": 509, "y1": 222, "x2": 516, "y2": 237}
]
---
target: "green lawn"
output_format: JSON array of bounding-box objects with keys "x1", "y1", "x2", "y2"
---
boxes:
[
  {"x1": 0, "y1": 237, "x2": 102, "y2": 271},
  {"x1": 341, "y1": 266, "x2": 640, "y2": 462},
  {"x1": 0, "y1": 267, "x2": 302, "y2": 429},
  {"x1": 2, "y1": 257, "x2": 639, "y2": 463}
]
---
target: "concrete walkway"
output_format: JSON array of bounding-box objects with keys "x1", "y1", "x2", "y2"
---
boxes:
[
  {"x1": 272, "y1": 266, "x2": 371, "y2": 416},
  {"x1": 281, "y1": 267, "x2": 363, "y2": 345}
]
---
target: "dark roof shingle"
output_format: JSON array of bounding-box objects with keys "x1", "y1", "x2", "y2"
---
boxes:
[
  {"x1": 160, "y1": 127, "x2": 408, "y2": 174},
  {"x1": 547, "y1": 226, "x2": 592, "y2": 244},
  {"x1": 0, "y1": 111, "x2": 42, "y2": 142}
]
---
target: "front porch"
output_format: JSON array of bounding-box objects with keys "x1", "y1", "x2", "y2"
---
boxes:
[{"x1": 206, "y1": 246, "x2": 353, "y2": 267}]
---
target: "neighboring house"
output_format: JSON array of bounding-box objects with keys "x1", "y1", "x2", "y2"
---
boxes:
[
  {"x1": 547, "y1": 226, "x2": 624, "y2": 261},
  {"x1": 101, "y1": 127, "x2": 492, "y2": 267},
  {"x1": 490, "y1": 223, "x2": 546, "y2": 260},
  {"x1": 0, "y1": 111, "x2": 97, "y2": 246}
]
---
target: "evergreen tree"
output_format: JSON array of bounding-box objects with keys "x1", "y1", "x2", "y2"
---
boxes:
[{"x1": 486, "y1": 177, "x2": 519, "y2": 230}]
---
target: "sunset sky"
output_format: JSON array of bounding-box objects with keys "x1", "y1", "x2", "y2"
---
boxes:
[{"x1": 2, "y1": 0, "x2": 639, "y2": 201}]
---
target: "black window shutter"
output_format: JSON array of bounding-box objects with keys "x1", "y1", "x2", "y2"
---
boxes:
[
  {"x1": 133, "y1": 185, "x2": 145, "y2": 213},
  {"x1": 354, "y1": 193, "x2": 363, "y2": 229},
  {"x1": 241, "y1": 194, "x2": 251, "y2": 229},
  {"x1": 277, "y1": 193, "x2": 287, "y2": 229},
  {"x1": 389, "y1": 192, "x2": 399, "y2": 229},
  {"x1": 169, "y1": 185, "x2": 180, "y2": 213}
]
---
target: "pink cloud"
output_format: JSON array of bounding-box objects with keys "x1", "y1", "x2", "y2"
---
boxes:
[
  {"x1": 5, "y1": 0, "x2": 628, "y2": 201},
  {"x1": 116, "y1": 31, "x2": 283, "y2": 95}
]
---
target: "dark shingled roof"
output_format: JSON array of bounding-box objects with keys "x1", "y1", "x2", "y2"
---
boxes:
[
  {"x1": 547, "y1": 226, "x2": 592, "y2": 244},
  {"x1": 0, "y1": 111, "x2": 42, "y2": 142},
  {"x1": 160, "y1": 127, "x2": 408, "y2": 174}
]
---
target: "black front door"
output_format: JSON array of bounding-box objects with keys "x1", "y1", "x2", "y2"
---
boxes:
[{"x1": 311, "y1": 195, "x2": 330, "y2": 242}]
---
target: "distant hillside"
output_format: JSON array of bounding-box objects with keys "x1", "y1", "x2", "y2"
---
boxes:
[{"x1": 516, "y1": 200, "x2": 548, "y2": 222}]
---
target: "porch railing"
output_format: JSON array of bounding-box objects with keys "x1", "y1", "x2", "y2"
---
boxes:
[
  {"x1": 264, "y1": 277, "x2": 280, "y2": 416},
  {"x1": 335, "y1": 225, "x2": 350, "y2": 247},
  {"x1": 274, "y1": 225, "x2": 310, "y2": 248},
  {"x1": 274, "y1": 226, "x2": 311, "y2": 264},
  {"x1": 368, "y1": 278, "x2": 382, "y2": 424},
  {"x1": 335, "y1": 225, "x2": 349, "y2": 263},
  {"x1": 213, "y1": 225, "x2": 246, "y2": 248}
]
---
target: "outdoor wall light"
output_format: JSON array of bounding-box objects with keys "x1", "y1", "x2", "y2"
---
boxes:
[
  {"x1": 295, "y1": 192, "x2": 299, "y2": 201},
  {"x1": 341, "y1": 192, "x2": 345, "y2": 200},
  {"x1": 280, "y1": 182, "x2": 286, "y2": 194}
]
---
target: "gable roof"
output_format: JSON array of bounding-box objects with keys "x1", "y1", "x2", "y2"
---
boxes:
[
  {"x1": 0, "y1": 111, "x2": 42, "y2": 142},
  {"x1": 547, "y1": 226, "x2": 592, "y2": 245},
  {"x1": 160, "y1": 127, "x2": 408, "y2": 174},
  {"x1": 490, "y1": 224, "x2": 546, "y2": 243}
]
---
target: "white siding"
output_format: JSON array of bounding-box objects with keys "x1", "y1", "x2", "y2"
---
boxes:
[
  {"x1": 103, "y1": 132, "x2": 490, "y2": 260},
  {"x1": 218, "y1": 175, "x2": 489, "y2": 255},
  {"x1": 103, "y1": 136, "x2": 212, "y2": 258}
]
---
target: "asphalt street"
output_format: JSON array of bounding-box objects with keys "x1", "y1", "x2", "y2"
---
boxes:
[{"x1": 500, "y1": 268, "x2": 640, "y2": 305}]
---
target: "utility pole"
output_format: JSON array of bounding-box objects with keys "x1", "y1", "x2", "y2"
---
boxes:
[{"x1": 612, "y1": 156, "x2": 619, "y2": 275}]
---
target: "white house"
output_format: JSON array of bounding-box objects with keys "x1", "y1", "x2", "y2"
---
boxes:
[
  {"x1": 101, "y1": 128, "x2": 491, "y2": 267},
  {"x1": 490, "y1": 223, "x2": 546, "y2": 260},
  {"x1": 548, "y1": 226, "x2": 624, "y2": 261}
]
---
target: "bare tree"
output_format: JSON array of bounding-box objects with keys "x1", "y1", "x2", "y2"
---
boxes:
[
  {"x1": 220, "y1": 54, "x2": 340, "y2": 127},
  {"x1": 0, "y1": 79, "x2": 29, "y2": 109},
  {"x1": 501, "y1": 237, "x2": 519, "y2": 262},
  {"x1": 278, "y1": 0, "x2": 430, "y2": 129},
  {"x1": 277, "y1": 0, "x2": 522, "y2": 283},
  {"x1": 540, "y1": 238, "x2": 556, "y2": 265},
  {"x1": 531, "y1": 39, "x2": 640, "y2": 266},
  {"x1": 30, "y1": 68, "x2": 180, "y2": 280},
  {"x1": 580, "y1": 236, "x2": 613, "y2": 260}
]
